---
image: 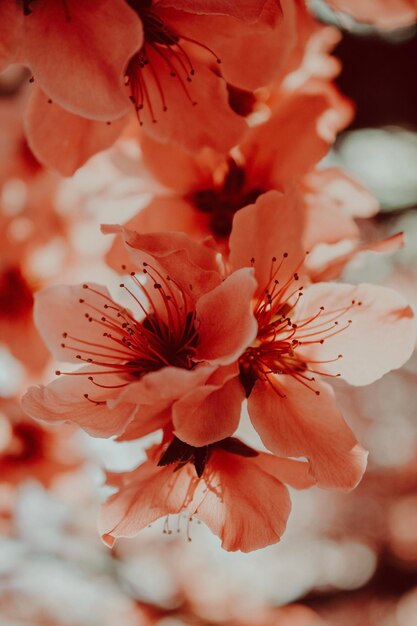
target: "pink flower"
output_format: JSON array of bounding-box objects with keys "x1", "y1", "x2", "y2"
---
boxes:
[
  {"x1": 0, "y1": 99, "x2": 76, "y2": 373},
  {"x1": 105, "y1": 78, "x2": 354, "y2": 273},
  {"x1": 22, "y1": 0, "x2": 301, "y2": 174},
  {"x1": 0, "y1": 397, "x2": 79, "y2": 487},
  {"x1": 0, "y1": 266, "x2": 49, "y2": 374},
  {"x1": 22, "y1": 232, "x2": 257, "y2": 439},
  {"x1": 232, "y1": 193, "x2": 415, "y2": 488},
  {"x1": 100, "y1": 433, "x2": 314, "y2": 552},
  {"x1": 126, "y1": 191, "x2": 414, "y2": 490}
]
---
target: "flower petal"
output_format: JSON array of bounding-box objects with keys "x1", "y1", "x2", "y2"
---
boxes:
[
  {"x1": 306, "y1": 233, "x2": 404, "y2": 282},
  {"x1": 327, "y1": 0, "x2": 417, "y2": 28},
  {"x1": 100, "y1": 460, "x2": 194, "y2": 547},
  {"x1": 25, "y1": 87, "x2": 126, "y2": 175},
  {"x1": 196, "y1": 268, "x2": 258, "y2": 365},
  {"x1": 156, "y1": 0, "x2": 273, "y2": 22},
  {"x1": 191, "y1": 450, "x2": 291, "y2": 551},
  {"x1": 23, "y1": 0, "x2": 142, "y2": 119},
  {"x1": 173, "y1": 375, "x2": 244, "y2": 446},
  {"x1": 254, "y1": 452, "x2": 316, "y2": 489},
  {"x1": 33, "y1": 283, "x2": 115, "y2": 363},
  {"x1": 22, "y1": 366, "x2": 136, "y2": 438},
  {"x1": 0, "y1": 313, "x2": 49, "y2": 375},
  {"x1": 295, "y1": 282, "x2": 416, "y2": 385},
  {"x1": 242, "y1": 81, "x2": 352, "y2": 187},
  {"x1": 248, "y1": 377, "x2": 368, "y2": 489},
  {"x1": 114, "y1": 366, "x2": 216, "y2": 440},
  {"x1": 164, "y1": 0, "x2": 292, "y2": 91},
  {"x1": 229, "y1": 190, "x2": 306, "y2": 292},
  {"x1": 0, "y1": 3, "x2": 22, "y2": 70},
  {"x1": 112, "y1": 365, "x2": 215, "y2": 407},
  {"x1": 131, "y1": 49, "x2": 246, "y2": 152},
  {"x1": 103, "y1": 223, "x2": 221, "y2": 299},
  {"x1": 105, "y1": 197, "x2": 209, "y2": 272}
]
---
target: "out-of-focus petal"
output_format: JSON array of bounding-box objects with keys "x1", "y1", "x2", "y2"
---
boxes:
[{"x1": 25, "y1": 87, "x2": 126, "y2": 175}]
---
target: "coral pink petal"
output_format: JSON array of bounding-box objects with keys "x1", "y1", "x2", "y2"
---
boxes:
[
  {"x1": 302, "y1": 166, "x2": 380, "y2": 249},
  {"x1": 23, "y1": 0, "x2": 142, "y2": 119},
  {"x1": 296, "y1": 282, "x2": 416, "y2": 385},
  {"x1": 25, "y1": 87, "x2": 126, "y2": 175},
  {"x1": 196, "y1": 268, "x2": 258, "y2": 365},
  {"x1": 112, "y1": 365, "x2": 215, "y2": 407},
  {"x1": 190, "y1": 451, "x2": 291, "y2": 551},
  {"x1": 134, "y1": 49, "x2": 246, "y2": 152},
  {"x1": 303, "y1": 197, "x2": 359, "y2": 251},
  {"x1": 33, "y1": 283, "x2": 115, "y2": 364},
  {"x1": 22, "y1": 367, "x2": 136, "y2": 438},
  {"x1": 100, "y1": 461, "x2": 194, "y2": 546},
  {"x1": 156, "y1": 0, "x2": 272, "y2": 21},
  {"x1": 229, "y1": 190, "x2": 306, "y2": 292},
  {"x1": 114, "y1": 366, "x2": 216, "y2": 440},
  {"x1": 242, "y1": 82, "x2": 352, "y2": 188},
  {"x1": 0, "y1": 3, "x2": 22, "y2": 70},
  {"x1": 248, "y1": 377, "x2": 368, "y2": 489},
  {"x1": 167, "y1": 0, "x2": 292, "y2": 91},
  {"x1": 141, "y1": 134, "x2": 222, "y2": 193},
  {"x1": 254, "y1": 453, "x2": 316, "y2": 489},
  {"x1": 173, "y1": 376, "x2": 244, "y2": 446},
  {"x1": 0, "y1": 309, "x2": 49, "y2": 375},
  {"x1": 116, "y1": 403, "x2": 172, "y2": 441},
  {"x1": 327, "y1": 0, "x2": 417, "y2": 28},
  {"x1": 304, "y1": 168, "x2": 379, "y2": 220},
  {"x1": 103, "y1": 224, "x2": 217, "y2": 269},
  {"x1": 105, "y1": 197, "x2": 209, "y2": 272},
  {"x1": 306, "y1": 233, "x2": 405, "y2": 282},
  {"x1": 103, "y1": 225, "x2": 221, "y2": 299}
]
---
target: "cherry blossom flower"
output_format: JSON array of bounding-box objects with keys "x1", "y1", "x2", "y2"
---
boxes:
[
  {"x1": 110, "y1": 191, "x2": 415, "y2": 490},
  {"x1": 23, "y1": 0, "x2": 303, "y2": 174},
  {"x1": 231, "y1": 193, "x2": 415, "y2": 488},
  {"x1": 0, "y1": 91, "x2": 79, "y2": 372},
  {"x1": 105, "y1": 79, "x2": 354, "y2": 272},
  {"x1": 22, "y1": 232, "x2": 257, "y2": 439},
  {"x1": 0, "y1": 397, "x2": 79, "y2": 487},
  {"x1": 0, "y1": 265, "x2": 49, "y2": 373},
  {"x1": 100, "y1": 433, "x2": 314, "y2": 552}
]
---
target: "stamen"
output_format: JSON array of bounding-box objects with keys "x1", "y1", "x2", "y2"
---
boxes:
[
  {"x1": 57, "y1": 270, "x2": 198, "y2": 400},
  {"x1": 126, "y1": 3, "x2": 223, "y2": 122},
  {"x1": 83, "y1": 394, "x2": 105, "y2": 406},
  {"x1": 240, "y1": 254, "x2": 360, "y2": 398}
]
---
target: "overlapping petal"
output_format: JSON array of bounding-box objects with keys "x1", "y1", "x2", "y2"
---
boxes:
[
  {"x1": 248, "y1": 377, "x2": 368, "y2": 489},
  {"x1": 23, "y1": 0, "x2": 142, "y2": 119},
  {"x1": 22, "y1": 366, "x2": 136, "y2": 438},
  {"x1": 295, "y1": 282, "x2": 416, "y2": 386}
]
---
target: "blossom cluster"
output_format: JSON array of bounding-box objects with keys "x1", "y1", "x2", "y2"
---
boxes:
[{"x1": 0, "y1": 0, "x2": 416, "y2": 554}]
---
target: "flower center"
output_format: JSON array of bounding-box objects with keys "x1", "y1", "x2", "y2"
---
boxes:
[
  {"x1": 239, "y1": 255, "x2": 360, "y2": 396},
  {"x1": 126, "y1": 0, "x2": 221, "y2": 123},
  {"x1": 1, "y1": 422, "x2": 44, "y2": 464},
  {"x1": 0, "y1": 266, "x2": 33, "y2": 320},
  {"x1": 56, "y1": 263, "x2": 199, "y2": 404},
  {"x1": 190, "y1": 158, "x2": 265, "y2": 237}
]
